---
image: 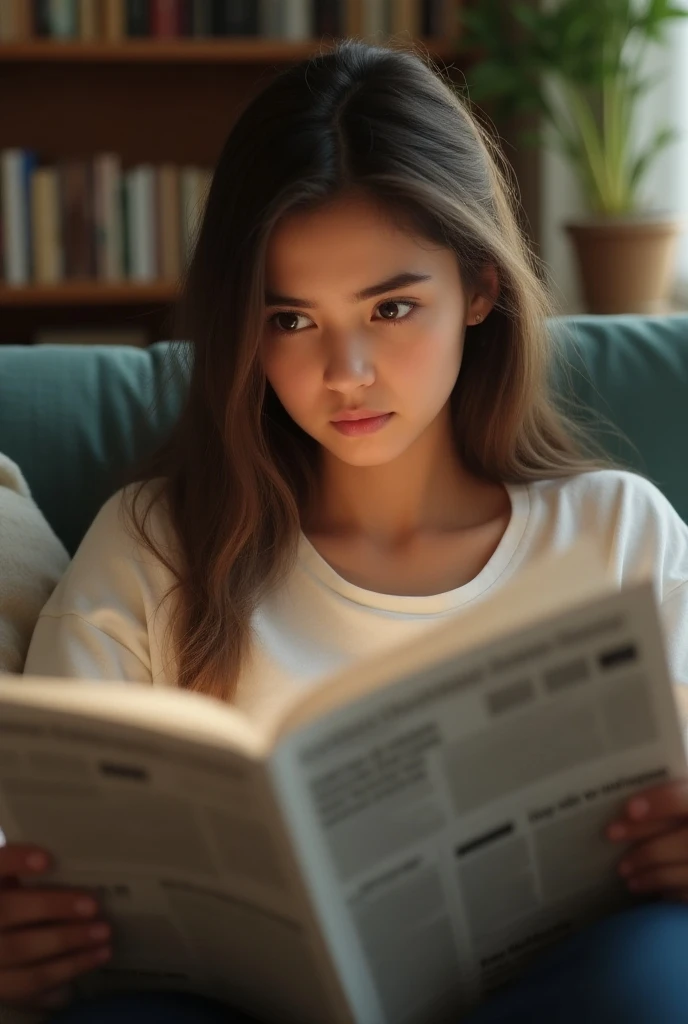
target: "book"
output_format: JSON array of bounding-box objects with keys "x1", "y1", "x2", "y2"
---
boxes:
[
  {"x1": 78, "y1": 0, "x2": 101, "y2": 38},
  {"x1": 1, "y1": 540, "x2": 686, "y2": 1022},
  {"x1": 103, "y1": 0, "x2": 125, "y2": 40},
  {"x1": 125, "y1": 164, "x2": 156, "y2": 281},
  {"x1": 49, "y1": 0, "x2": 78, "y2": 36},
  {"x1": 30, "y1": 165, "x2": 62, "y2": 282},
  {"x1": 283, "y1": 0, "x2": 313, "y2": 39},
  {"x1": 191, "y1": 0, "x2": 214, "y2": 35},
  {"x1": 93, "y1": 153, "x2": 123, "y2": 281},
  {"x1": 151, "y1": 0, "x2": 179, "y2": 36},
  {"x1": 314, "y1": 0, "x2": 342, "y2": 35},
  {"x1": 362, "y1": 0, "x2": 391, "y2": 38},
  {"x1": 126, "y1": 0, "x2": 150, "y2": 36},
  {"x1": 211, "y1": 0, "x2": 258, "y2": 35},
  {"x1": 59, "y1": 159, "x2": 95, "y2": 279},
  {"x1": 391, "y1": 0, "x2": 421, "y2": 37},
  {"x1": 0, "y1": 149, "x2": 33, "y2": 285},
  {"x1": 157, "y1": 163, "x2": 182, "y2": 281}
]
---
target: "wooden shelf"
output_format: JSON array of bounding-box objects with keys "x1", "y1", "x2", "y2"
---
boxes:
[
  {"x1": 0, "y1": 37, "x2": 458, "y2": 64},
  {"x1": 0, "y1": 283, "x2": 179, "y2": 307}
]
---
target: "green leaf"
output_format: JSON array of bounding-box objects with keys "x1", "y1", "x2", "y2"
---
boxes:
[{"x1": 628, "y1": 125, "x2": 679, "y2": 189}]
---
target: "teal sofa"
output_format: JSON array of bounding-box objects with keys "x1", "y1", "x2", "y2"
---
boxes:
[{"x1": 0, "y1": 314, "x2": 687, "y2": 555}]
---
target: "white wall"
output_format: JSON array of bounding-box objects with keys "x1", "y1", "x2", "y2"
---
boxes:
[{"x1": 539, "y1": 13, "x2": 688, "y2": 312}]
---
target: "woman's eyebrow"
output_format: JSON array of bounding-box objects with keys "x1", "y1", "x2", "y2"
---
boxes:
[{"x1": 264, "y1": 271, "x2": 432, "y2": 308}]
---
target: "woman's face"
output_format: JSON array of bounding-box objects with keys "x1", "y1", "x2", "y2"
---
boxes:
[{"x1": 261, "y1": 194, "x2": 490, "y2": 467}]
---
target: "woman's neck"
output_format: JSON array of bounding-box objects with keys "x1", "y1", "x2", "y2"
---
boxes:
[{"x1": 303, "y1": 408, "x2": 507, "y2": 548}]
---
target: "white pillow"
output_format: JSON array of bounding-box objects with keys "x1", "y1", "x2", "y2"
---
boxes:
[{"x1": 0, "y1": 454, "x2": 69, "y2": 674}]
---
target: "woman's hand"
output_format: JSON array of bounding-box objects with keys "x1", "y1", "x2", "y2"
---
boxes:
[
  {"x1": 608, "y1": 780, "x2": 688, "y2": 900},
  {"x1": 0, "y1": 843, "x2": 112, "y2": 1011}
]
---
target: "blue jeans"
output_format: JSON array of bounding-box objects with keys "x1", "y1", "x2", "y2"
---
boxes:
[{"x1": 50, "y1": 904, "x2": 688, "y2": 1023}]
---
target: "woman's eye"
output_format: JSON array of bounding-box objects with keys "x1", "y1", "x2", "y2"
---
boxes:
[
  {"x1": 270, "y1": 311, "x2": 313, "y2": 333},
  {"x1": 374, "y1": 300, "x2": 416, "y2": 322}
]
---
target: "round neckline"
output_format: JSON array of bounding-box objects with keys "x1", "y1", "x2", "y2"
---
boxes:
[{"x1": 297, "y1": 482, "x2": 531, "y2": 614}]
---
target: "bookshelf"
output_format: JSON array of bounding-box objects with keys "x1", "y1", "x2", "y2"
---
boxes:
[{"x1": 0, "y1": 1, "x2": 465, "y2": 346}]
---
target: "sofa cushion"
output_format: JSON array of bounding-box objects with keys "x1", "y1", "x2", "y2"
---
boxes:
[
  {"x1": 551, "y1": 314, "x2": 688, "y2": 521},
  {"x1": 0, "y1": 315, "x2": 686, "y2": 555},
  {"x1": 0, "y1": 342, "x2": 186, "y2": 554}
]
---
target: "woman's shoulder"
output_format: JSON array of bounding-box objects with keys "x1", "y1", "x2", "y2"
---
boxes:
[
  {"x1": 532, "y1": 468, "x2": 682, "y2": 523},
  {"x1": 42, "y1": 479, "x2": 178, "y2": 616},
  {"x1": 528, "y1": 468, "x2": 688, "y2": 597},
  {"x1": 82, "y1": 478, "x2": 176, "y2": 557}
]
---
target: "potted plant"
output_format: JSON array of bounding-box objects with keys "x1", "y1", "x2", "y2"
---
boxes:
[{"x1": 457, "y1": 0, "x2": 687, "y2": 313}]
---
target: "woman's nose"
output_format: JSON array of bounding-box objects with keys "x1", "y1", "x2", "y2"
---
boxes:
[{"x1": 323, "y1": 333, "x2": 375, "y2": 393}]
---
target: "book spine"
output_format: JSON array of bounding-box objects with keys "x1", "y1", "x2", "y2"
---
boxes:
[
  {"x1": 363, "y1": 0, "x2": 387, "y2": 37},
  {"x1": 258, "y1": 0, "x2": 283, "y2": 37},
  {"x1": 0, "y1": 2, "x2": 14, "y2": 39},
  {"x1": 157, "y1": 163, "x2": 181, "y2": 280},
  {"x1": 314, "y1": 0, "x2": 342, "y2": 36},
  {"x1": 78, "y1": 0, "x2": 100, "y2": 37},
  {"x1": 283, "y1": 0, "x2": 313, "y2": 40},
  {"x1": 129, "y1": 165, "x2": 155, "y2": 281},
  {"x1": 49, "y1": 0, "x2": 77, "y2": 36},
  {"x1": 121, "y1": 170, "x2": 131, "y2": 278},
  {"x1": 345, "y1": 0, "x2": 363, "y2": 37},
  {"x1": 105, "y1": 154, "x2": 123, "y2": 280},
  {"x1": 126, "y1": 0, "x2": 150, "y2": 35},
  {"x1": 0, "y1": 150, "x2": 30, "y2": 285},
  {"x1": 191, "y1": 0, "x2": 212, "y2": 35},
  {"x1": 151, "y1": 0, "x2": 178, "y2": 35},
  {"x1": 15, "y1": 0, "x2": 35, "y2": 38},
  {"x1": 31, "y1": 166, "x2": 62, "y2": 283},
  {"x1": 439, "y1": 0, "x2": 457, "y2": 39},
  {"x1": 391, "y1": 0, "x2": 421, "y2": 36},
  {"x1": 60, "y1": 160, "x2": 94, "y2": 279},
  {"x1": 103, "y1": 0, "x2": 125, "y2": 39},
  {"x1": 177, "y1": 0, "x2": 192, "y2": 34},
  {"x1": 34, "y1": 0, "x2": 51, "y2": 35}
]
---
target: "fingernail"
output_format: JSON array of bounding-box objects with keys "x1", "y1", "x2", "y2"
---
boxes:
[
  {"x1": 74, "y1": 898, "x2": 97, "y2": 917},
  {"x1": 88, "y1": 924, "x2": 110, "y2": 941},
  {"x1": 618, "y1": 860, "x2": 632, "y2": 877},
  {"x1": 26, "y1": 851, "x2": 48, "y2": 870},
  {"x1": 608, "y1": 823, "x2": 627, "y2": 840},
  {"x1": 93, "y1": 946, "x2": 112, "y2": 963},
  {"x1": 629, "y1": 798, "x2": 650, "y2": 820}
]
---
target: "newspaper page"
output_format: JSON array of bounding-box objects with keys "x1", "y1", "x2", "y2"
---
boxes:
[
  {"x1": 0, "y1": 702, "x2": 349, "y2": 1024},
  {"x1": 270, "y1": 580, "x2": 688, "y2": 1024}
]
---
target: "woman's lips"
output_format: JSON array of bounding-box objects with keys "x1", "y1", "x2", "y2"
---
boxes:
[{"x1": 330, "y1": 413, "x2": 394, "y2": 436}]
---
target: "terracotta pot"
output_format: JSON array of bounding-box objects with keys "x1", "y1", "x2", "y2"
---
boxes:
[{"x1": 565, "y1": 215, "x2": 682, "y2": 314}]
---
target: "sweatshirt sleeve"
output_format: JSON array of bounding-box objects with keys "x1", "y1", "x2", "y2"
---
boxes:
[{"x1": 24, "y1": 486, "x2": 173, "y2": 685}]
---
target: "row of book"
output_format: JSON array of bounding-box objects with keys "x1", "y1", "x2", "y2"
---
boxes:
[
  {"x1": 0, "y1": 1, "x2": 455, "y2": 42},
  {"x1": 0, "y1": 150, "x2": 213, "y2": 286}
]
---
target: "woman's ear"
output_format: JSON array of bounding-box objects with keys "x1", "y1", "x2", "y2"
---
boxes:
[{"x1": 467, "y1": 265, "x2": 499, "y2": 326}]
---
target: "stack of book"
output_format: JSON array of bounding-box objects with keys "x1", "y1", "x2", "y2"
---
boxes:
[
  {"x1": 0, "y1": 150, "x2": 213, "y2": 287},
  {"x1": 0, "y1": 1, "x2": 455, "y2": 42}
]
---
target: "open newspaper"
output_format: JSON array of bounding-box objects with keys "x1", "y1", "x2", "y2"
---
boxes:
[{"x1": 0, "y1": 539, "x2": 686, "y2": 1024}]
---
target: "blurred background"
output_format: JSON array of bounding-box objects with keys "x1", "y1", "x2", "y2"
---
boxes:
[{"x1": 1, "y1": 0, "x2": 686, "y2": 347}]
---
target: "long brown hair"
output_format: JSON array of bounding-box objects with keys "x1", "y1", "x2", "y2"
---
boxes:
[{"x1": 130, "y1": 39, "x2": 608, "y2": 701}]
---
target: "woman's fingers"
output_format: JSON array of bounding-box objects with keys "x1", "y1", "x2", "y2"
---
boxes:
[
  {"x1": 620, "y1": 782, "x2": 688, "y2": 823},
  {"x1": 607, "y1": 817, "x2": 683, "y2": 843},
  {"x1": 616, "y1": 825, "x2": 688, "y2": 893},
  {"x1": 0, "y1": 846, "x2": 51, "y2": 882},
  {"x1": 0, "y1": 920, "x2": 111, "y2": 968},
  {"x1": 623, "y1": 864, "x2": 688, "y2": 893},
  {"x1": 0, "y1": 888, "x2": 99, "y2": 931},
  {"x1": 0, "y1": 943, "x2": 112, "y2": 1005}
]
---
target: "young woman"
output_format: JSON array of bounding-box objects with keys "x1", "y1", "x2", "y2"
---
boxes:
[{"x1": 6, "y1": 38, "x2": 688, "y2": 1024}]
